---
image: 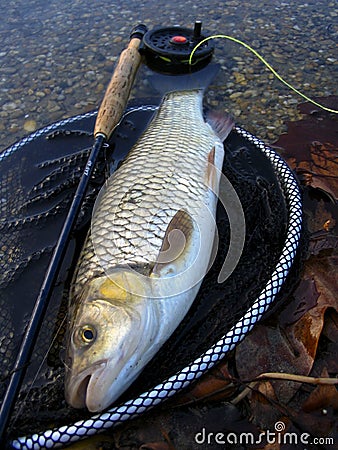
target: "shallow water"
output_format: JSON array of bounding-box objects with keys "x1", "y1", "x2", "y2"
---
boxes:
[{"x1": 0, "y1": 0, "x2": 337, "y2": 151}]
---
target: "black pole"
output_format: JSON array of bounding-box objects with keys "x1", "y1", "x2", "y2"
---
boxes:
[
  {"x1": 0, "y1": 24, "x2": 146, "y2": 444},
  {"x1": 0, "y1": 134, "x2": 104, "y2": 442}
]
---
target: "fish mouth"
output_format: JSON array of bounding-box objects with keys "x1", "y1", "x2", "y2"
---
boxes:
[{"x1": 65, "y1": 359, "x2": 108, "y2": 411}]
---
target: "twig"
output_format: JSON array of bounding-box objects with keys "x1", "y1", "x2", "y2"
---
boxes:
[{"x1": 231, "y1": 371, "x2": 338, "y2": 405}]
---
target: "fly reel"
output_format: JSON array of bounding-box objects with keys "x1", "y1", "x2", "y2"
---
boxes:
[{"x1": 140, "y1": 21, "x2": 214, "y2": 73}]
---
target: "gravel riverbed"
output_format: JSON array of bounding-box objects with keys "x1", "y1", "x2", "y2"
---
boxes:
[{"x1": 1, "y1": 0, "x2": 337, "y2": 149}]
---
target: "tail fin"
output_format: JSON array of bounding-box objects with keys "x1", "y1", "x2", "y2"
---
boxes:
[
  {"x1": 149, "y1": 64, "x2": 220, "y2": 96},
  {"x1": 206, "y1": 110, "x2": 235, "y2": 142}
]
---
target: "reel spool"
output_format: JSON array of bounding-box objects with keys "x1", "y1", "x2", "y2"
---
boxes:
[{"x1": 140, "y1": 21, "x2": 214, "y2": 73}]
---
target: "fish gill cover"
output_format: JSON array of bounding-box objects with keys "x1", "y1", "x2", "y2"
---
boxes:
[{"x1": 0, "y1": 104, "x2": 289, "y2": 437}]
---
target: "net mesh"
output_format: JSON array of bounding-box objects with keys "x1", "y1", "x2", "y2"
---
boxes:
[{"x1": 7, "y1": 122, "x2": 302, "y2": 449}]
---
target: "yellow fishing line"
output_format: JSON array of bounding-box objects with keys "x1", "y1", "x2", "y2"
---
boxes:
[{"x1": 189, "y1": 35, "x2": 338, "y2": 114}]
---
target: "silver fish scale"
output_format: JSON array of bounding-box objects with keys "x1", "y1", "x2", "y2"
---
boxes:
[{"x1": 72, "y1": 91, "x2": 221, "y2": 300}]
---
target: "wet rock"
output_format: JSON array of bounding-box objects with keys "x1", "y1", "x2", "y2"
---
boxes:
[
  {"x1": 0, "y1": 0, "x2": 336, "y2": 151},
  {"x1": 23, "y1": 120, "x2": 37, "y2": 132},
  {"x1": 2, "y1": 102, "x2": 18, "y2": 112}
]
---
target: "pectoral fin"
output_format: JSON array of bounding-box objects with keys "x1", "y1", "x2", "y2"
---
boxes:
[{"x1": 151, "y1": 209, "x2": 194, "y2": 277}]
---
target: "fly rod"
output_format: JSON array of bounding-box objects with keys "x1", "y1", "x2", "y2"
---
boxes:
[{"x1": 0, "y1": 23, "x2": 147, "y2": 442}]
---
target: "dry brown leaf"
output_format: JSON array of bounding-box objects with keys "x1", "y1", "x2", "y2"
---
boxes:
[
  {"x1": 322, "y1": 309, "x2": 338, "y2": 342},
  {"x1": 308, "y1": 230, "x2": 338, "y2": 256},
  {"x1": 273, "y1": 96, "x2": 338, "y2": 199},
  {"x1": 293, "y1": 142, "x2": 338, "y2": 200},
  {"x1": 64, "y1": 435, "x2": 116, "y2": 449},
  {"x1": 291, "y1": 408, "x2": 336, "y2": 438},
  {"x1": 235, "y1": 246, "x2": 337, "y2": 405},
  {"x1": 303, "y1": 383, "x2": 338, "y2": 413},
  {"x1": 173, "y1": 362, "x2": 235, "y2": 406},
  {"x1": 279, "y1": 277, "x2": 320, "y2": 327},
  {"x1": 302, "y1": 368, "x2": 338, "y2": 413},
  {"x1": 139, "y1": 442, "x2": 173, "y2": 450},
  {"x1": 262, "y1": 444, "x2": 280, "y2": 450},
  {"x1": 235, "y1": 321, "x2": 314, "y2": 404},
  {"x1": 248, "y1": 381, "x2": 282, "y2": 430},
  {"x1": 296, "y1": 252, "x2": 338, "y2": 343},
  {"x1": 305, "y1": 197, "x2": 337, "y2": 236}
]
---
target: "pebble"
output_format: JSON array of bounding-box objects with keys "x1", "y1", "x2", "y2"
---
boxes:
[
  {"x1": 23, "y1": 120, "x2": 37, "y2": 132},
  {"x1": 233, "y1": 72, "x2": 246, "y2": 84},
  {"x1": 229, "y1": 92, "x2": 242, "y2": 100},
  {"x1": 243, "y1": 89, "x2": 258, "y2": 98},
  {"x1": 2, "y1": 102, "x2": 18, "y2": 112}
]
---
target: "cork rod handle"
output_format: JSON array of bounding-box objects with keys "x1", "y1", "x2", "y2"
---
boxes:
[{"x1": 94, "y1": 35, "x2": 143, "y2": 139}]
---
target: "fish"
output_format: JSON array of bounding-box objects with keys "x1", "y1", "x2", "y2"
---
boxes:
[{"x1": 64, "y1": 64, "x2": 234, "y2": 412}]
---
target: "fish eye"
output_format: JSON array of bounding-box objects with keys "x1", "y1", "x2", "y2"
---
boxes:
[{"x1": 78, "y1": 325, "x2": 97, "y2": 344}]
